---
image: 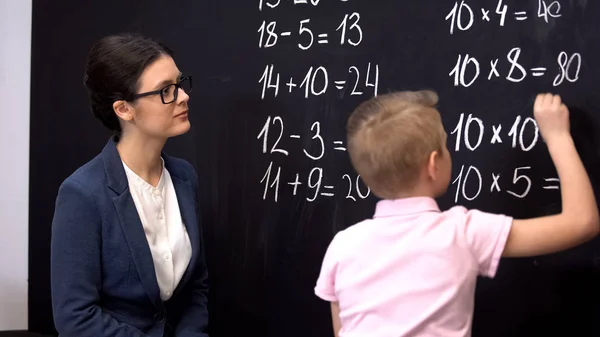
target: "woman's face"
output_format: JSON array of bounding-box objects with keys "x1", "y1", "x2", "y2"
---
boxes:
[{"x1": 118, "y1": 55, "x2": 191, "y2": 139}]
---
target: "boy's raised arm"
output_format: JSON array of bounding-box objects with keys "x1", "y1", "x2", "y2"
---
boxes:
[{"x1": 503, "y1": 93, "x2": 600, "y2": 257}]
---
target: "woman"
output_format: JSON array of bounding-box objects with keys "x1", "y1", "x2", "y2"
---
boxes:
[{"x1": 50, "y1": 33, "x2": 209, "y2": 337}]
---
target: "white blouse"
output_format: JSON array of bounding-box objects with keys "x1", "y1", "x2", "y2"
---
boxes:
[{"x1": 122, "y1": 158, "x2": 192, "y2": 301}]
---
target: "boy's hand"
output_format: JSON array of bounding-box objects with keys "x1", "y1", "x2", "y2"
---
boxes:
[{"x1": 533, "y1": 93, "x2": 570, "y2": 143}]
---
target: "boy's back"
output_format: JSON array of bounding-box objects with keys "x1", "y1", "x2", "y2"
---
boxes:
[
  {"x1": 315, "y1": 197, "x2": 512, "y2": 337},
  {"x1": 314, "y1": 91, "x2": 599, "y2": 337}
]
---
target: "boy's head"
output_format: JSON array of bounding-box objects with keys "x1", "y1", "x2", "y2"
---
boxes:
[{"x1": 347, "y1": 90, "x2": 451, "y2": 200}]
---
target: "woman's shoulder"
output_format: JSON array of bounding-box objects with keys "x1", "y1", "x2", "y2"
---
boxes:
[{"x1": 60, "y1": 153, "x2": 107, "y2": 194}]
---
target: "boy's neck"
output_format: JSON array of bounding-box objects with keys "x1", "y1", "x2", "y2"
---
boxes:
[{"x1": 392, "y1": 183, "x2": 438, "y2": 200}]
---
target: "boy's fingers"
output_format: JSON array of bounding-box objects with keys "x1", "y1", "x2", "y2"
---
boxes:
[
  {"x1": 534, "y1": 94, "x2": 543, "y2": 111},
  {"x1": 552, "y1": 94, "x2": 561, "y2": 108},
  {"x1": 539, "y1": 93, "x2": 549, "y2": 108},
  {"x1": 544, "y1": 93, "x2": 554, "y2": 107},
  {"x1": 560, "y1": 103, "x2": 568, "y2": 113}
]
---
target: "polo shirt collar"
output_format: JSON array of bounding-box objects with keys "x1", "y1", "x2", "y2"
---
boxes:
[{"x1": 374, "y1": 197, "x2": 440, "y2": 218}]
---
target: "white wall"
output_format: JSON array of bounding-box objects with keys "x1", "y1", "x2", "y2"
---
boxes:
[{"x1": 0, "y1": 0, "x2": 32, "y2": 330}]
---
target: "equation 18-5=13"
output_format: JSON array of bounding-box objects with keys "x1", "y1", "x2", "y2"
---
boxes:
[{"x1": 258, "y1": 13, "x2": 362, "y2": 50}]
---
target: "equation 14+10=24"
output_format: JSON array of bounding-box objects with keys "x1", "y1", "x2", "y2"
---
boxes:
[
  {"x1": 446, "y1": 0, "x2": 562, "y2": 34},
  {"x1": 258, "y1": 116, "x2": 347, "y2": 161},
  {"x1": 450, "y1": 48, "x2": 581, "y2": 88},
  {"x1": 258, "y1": 13, "x2": 363, "y2": 50},
  {"x1": 259, "y1": 63, "x2": 379, "y2": 99},
  {"x1": 259, "y1": 0, "x2": 350, "y2": 11},
  {"x1": 260, "y1": 162, "x2": 371, "y2": 203}
]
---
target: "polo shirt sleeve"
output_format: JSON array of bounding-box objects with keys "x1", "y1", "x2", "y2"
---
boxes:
[
  {"x1": 314, "y1": 233, "x2": 342, "y2": 302},
  {"x1": 462, "y1": 208, "x2": 513, "y2": 278}
]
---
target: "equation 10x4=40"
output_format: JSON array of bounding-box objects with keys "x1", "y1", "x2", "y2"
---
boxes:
[{"x1": 446, "y1": 0, "x2": 562, "y2": 34}]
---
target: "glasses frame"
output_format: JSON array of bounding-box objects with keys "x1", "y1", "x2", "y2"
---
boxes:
[{"x1": 128, "y1": 75, "x2": 193, "y2": 104}]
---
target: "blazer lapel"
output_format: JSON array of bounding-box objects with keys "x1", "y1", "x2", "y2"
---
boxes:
[
  {"x1": 101, "y1": 136, "x2": 162, "y2": 309},
  {"x1": 170, "y1": 175, "x2": 200, "y2": 295},
  {"x1": 113, "y1": 192, "x2": 162, "y2": 309}
]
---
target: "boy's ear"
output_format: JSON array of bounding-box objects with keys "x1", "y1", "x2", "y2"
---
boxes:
[
  {"x1": 426, "y1": 150, "x2": 440, "y2": 180},
  {"x1": 113, "y1": 100, "x2": 133, "y2": 122}
]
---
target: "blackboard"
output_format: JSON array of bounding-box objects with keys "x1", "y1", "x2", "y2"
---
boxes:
[{"x1": 29, "y1": 0, "x2": 600, "y2": 336}]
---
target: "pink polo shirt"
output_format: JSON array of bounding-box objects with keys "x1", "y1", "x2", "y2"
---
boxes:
[{"x1": 314, "y1": 197, "x2": 513, "y2": 337}]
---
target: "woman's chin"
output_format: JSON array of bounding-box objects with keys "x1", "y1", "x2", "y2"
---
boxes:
[{"x1": 169, "y1": 120, "x2": 191, "y2": 137}]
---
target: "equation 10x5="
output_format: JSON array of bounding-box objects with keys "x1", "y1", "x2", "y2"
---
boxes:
[
  {"x1": 446, "y1": 0, "x2": 562, "y2": 34},
  {"x1": 452, "y1": 165, "x2": 559, "y2": 203}
]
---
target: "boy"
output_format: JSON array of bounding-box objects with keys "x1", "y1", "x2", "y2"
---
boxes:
[{"x1": 314, "y1": 91, "x2": 599, "y2": 337}]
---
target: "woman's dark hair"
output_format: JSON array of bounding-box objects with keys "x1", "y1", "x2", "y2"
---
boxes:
[{"x1": 83, "y1": 33, "x2": 173, "y2": 132}]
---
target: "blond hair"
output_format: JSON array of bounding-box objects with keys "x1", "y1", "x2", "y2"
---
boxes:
[{"x1": 347, "y1": 90, "x2": 446, "y2": 199}]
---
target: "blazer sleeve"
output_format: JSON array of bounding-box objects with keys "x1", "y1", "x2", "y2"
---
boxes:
[
  {"x1": 174, "y1": 165, "x2": 210, "y2": 337},
  {"x1": 50, "y1": 178, "x2": 149, "y2": 337}
]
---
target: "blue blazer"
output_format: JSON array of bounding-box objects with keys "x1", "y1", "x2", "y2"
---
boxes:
[{"x1": 50, "y1": 136, "x2": 209, "y2": 337}]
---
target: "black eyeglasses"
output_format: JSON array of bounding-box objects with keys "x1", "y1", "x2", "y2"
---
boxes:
[{"x1": 129, "y1": 76, "x2": 192, "y2": 104}]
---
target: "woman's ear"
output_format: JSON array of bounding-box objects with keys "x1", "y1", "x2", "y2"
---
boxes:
[{"x1": 113, "y1": 100, "x2": 133, "y2": 122}]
